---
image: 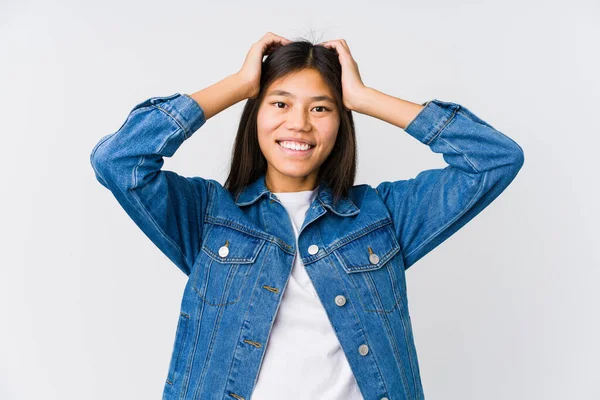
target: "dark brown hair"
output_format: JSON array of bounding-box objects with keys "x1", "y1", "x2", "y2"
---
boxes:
[{"x1": 224, "y1": 39, "x2": 357, "y2": 207}]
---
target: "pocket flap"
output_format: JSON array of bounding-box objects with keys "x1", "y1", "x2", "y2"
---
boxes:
[
  {"x1": 201, "y1": 224, "x2": 266, "y2": 264},
  {"x1": 335, "y1": 225, "x2": 401, "y2": 273}
]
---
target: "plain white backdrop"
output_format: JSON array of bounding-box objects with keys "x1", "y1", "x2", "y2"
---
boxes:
[{"x1": 1, "y1": 0, "x2": 598, "y2": 399}]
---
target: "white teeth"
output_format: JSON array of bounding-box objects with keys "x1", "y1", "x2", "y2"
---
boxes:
[{"x1": 278, "y1": 140, "x2": 312, "y2": 151}]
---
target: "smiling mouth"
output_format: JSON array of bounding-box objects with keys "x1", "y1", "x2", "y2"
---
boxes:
[{"x1": 276, "y1": 140, "x2": 315, "y2": 154}]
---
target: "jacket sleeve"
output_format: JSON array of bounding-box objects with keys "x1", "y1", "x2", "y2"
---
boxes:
[
  {"x1": 89, "y1": 93, "x2": 209, "y2": 276},
  {"x1": 375, "y1": 99, "x2": 525, "y2": 270}
]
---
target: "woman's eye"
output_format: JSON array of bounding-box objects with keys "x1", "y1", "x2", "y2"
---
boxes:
[{"x1": 272, "y1": 102, "x2": 330, "y2": 112}]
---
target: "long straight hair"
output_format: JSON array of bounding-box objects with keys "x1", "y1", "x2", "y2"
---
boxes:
[{"x1": 224, "y1": 39, "x2": 357, "y2": 207}]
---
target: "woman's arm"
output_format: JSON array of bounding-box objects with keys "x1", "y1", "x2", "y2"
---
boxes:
[
  {"x1": 317, "y1": 38, "x2": 525, "y2": 271},
  {"x1": 189, "y1": 73, "x2": 253, "y2": 120},
  {"x1": 368, "y1": 94, "x2": 525, "y2": 270},
  {"x1": 352, "y1": 86, "x2": 426, "y2": 130},
  {"x1": 89, "y1": 74, "x2": 250, "y2": 276},
  {"x1": 89, "y1": 32, "x2": 292, "y2": 276}
]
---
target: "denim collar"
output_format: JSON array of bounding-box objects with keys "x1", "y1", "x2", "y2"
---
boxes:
[{"x1": 234, "y1": 173, "x2": 360, "y2": 217}]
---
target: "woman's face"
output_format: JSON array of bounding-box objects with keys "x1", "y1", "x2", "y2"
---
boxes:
[{"x1": 256, "y1": 68, "x2": 341, "y2": 192}]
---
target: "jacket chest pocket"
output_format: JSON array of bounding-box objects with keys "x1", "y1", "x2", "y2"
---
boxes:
[
  {"x1": 334, "y1": 224, "x2": 403, "y2": 313},
  {"x1": 192, "y1": 224, "x2": 266, "y2": 306}
]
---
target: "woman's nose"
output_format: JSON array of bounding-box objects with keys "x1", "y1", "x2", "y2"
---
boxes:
[{"x1": 285, "y1": 108, "x2": 311, "y2": 131}]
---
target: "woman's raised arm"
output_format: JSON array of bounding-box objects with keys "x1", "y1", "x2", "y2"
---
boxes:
[
  {"x1": 319, "y1": 38, "x2": 524, "y2": 270},
  {"x1": 89, "y1": 75, "x2": 250, "y2": 276},
  {"x1": 89, "y1": 32, "x2": 293, "y2": 276}
]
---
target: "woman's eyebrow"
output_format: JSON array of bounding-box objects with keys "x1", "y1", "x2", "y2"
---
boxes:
[{"x1": 267, "y1": 89, "x2": 335, "y2": 104}]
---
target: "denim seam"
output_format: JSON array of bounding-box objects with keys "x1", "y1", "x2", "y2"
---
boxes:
[
  {"x1": 128, "y1": 188, "x2": 191, "y2": 273},
  {"x1": 205, "y1": 217, "x2": 274, "y2": 246},
  {"x1": 424, "y1": 104, "x2": 457, "y2": 146},
  {"x1": 179, "y1": 281, "x2": 206, "y2": 399},
  {"x1": 457, "y1": 108, "x2": 524, "y2": 153},
  {"x1": 333, "y1": 250, "x2": 402, "y2": 314},
  {"x1": 166, "y1": 312, "x2": 190, "y2": 386},
  {"x1": 379, "y1": 298, "x2": 411, "y2": 397},
  {"x1": 194, "y1": 242, "x2": 267, "y2": 307},
  {"x1": 439, "y1": 135, "x2": 481, "y2": 174},
  {"x1": 327, "y1": 218, "x2": 393, "y2": 250},
  {"x1": 154, "y1": 104, "x2": 190, "y2": 139},
  {"x1": 192, "y1": 287, "x2": 229, "y2": 399},
  {"x1": 404, "y1": 170, "x2": 487, "y2": 261},
  {"x1": 89, "y1": 133, "x2": 114, "y2": 164},
  {"x1": 404, "y1": 100, "x2": 431, "y2": 132},
  {"x1": 90, "y1": 133, "x2": 119, "y2": 187},
  {"x1": 246, "y1": 244, "x2": 276, "y2": 394},
  {"x1": 325, "y1": 256, "x2": 391, "y2": 399},
  {"x1": 201, "y1": 238, "x2": 264, "y2": 264},
  {"x1": 396, "y1": 302, "x2": 419, "y2": 398}
]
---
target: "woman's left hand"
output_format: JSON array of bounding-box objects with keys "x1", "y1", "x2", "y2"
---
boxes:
[{"x1": 317, "y1": 39, "x2": 369, "y2": 112}]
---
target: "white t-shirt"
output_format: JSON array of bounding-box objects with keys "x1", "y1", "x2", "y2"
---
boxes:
[{"x1": 251, "y1": 187, "x2": 363, "y2": 399}]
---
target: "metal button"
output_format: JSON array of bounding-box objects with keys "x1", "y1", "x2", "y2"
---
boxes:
[
  {"x1": 218, "y1": 245, "x2": 229, "y2": 257},
  {"x1": 308, "y1": 244, "x2": 319, "y2": 255},
  {"x1": 358, "y1": 344, "x2": 369, "y2": 356},
  {"x1": 381, "y1": 398, "x2": 389, "y2": 400},
  {"x1": 335, "y1": 295, "x2": 346, "y2": 306},
  {"x1": 369, "y1": 253, "x2": 380, "y2": 264}
]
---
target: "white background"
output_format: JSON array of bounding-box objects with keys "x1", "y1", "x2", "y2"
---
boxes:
[{"x1": 1, "y1": 0, "x2": 598, "y2": 399}]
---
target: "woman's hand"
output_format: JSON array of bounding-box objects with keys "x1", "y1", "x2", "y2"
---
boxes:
[
  {"x1": 236, "y1": 32, "x2": 293, "y2": 99},
  {"x1": 317, "y1": 39, "x2": 369, "y2": 112}
]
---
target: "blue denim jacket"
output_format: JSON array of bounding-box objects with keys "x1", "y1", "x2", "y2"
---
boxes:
[{"x1": 90, "y1": 93, "x2": 524, "y2": 400}]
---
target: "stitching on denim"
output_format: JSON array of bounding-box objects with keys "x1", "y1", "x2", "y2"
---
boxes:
[
  {"x1": 90, "y1": 132, "x2": 115, "y2": 163},
  {"x1": 301, "y1": 218, "x2": 395, "y2": 268},
  {"x1": 379, "y1": 291, "x2": 411, "y2": 396},
  {"x1": 333, "y1": 222, "x2": 399, "y2": 270},
  {"x1": 326, "y1": 254, "x2": 392, "y2": 398},
  {"x1": 360, "y1": 263, "x2": 402, "y2": 314},
  {"x1": 205, "y1": 216, "x2": 295, "y2": 256},
  {"x1": 396, "y1": 298, "x2": 421, "y2": 397},
  {"x1": 192, "y1": 280, "x2": 230, "y2": 399},
  {"x1": 439, "y1": 135, "x2": 481, "y2": 174},
  {"x1": 202, "y1": 237, "x2": 265, "y2": 264},
  {"x1": 89, "y1": 134, "x2": 115, "y2": 187},
  {"x1": 327, "y1": 217, "x2": 392, "y2": 250},
  {"x1": 404, "y1": 100, "x2": 431, "y2": 132},
  {"x1": 338, "y1": 243, "x2": 400, "y2": 274},
  {"x1": 180, "y1": 283, "x2": 206, "y2": 400},
  {"x1": 317, "y1": 194, "x2": 360, "y2": 216},
  {"x1": 193, "y1": 241, "x2": 266, "y2": 307},
  {"x1": 241, "y1": 245, "x2": 275, "y2": 393},
  {"x1": 425, "y1": 105, "x2": 458, "y2": 146},
  {"x1": 128, "y1": 188, "x2": 191, "y2": 273},
  {"x1": 404, "y1": 170, "x2": 487, "y2": 262},
  {"x1": 403, "y1": 309, "x2": 425, "y2": 399},
  {"x1": 166, "y1": 312, "x2": 190, "y2": 385},
  {"x1": 327, "y1": 258, "x2": 389, "y2": 393},
  {"x1": 338, "y1": 245, "x2": 403, "y2": 314},
  {"x1": 204, "y1": 180, "x2": 215, "y2": 224},
  {"x1": 154, "y1": 103, "x2": 189, "y2": 138},
  {"x1": 359, "y1": 224, "x2": 405, "y2": 313},
  {"x1": 205, "y1": 216, "x2": 272, "y2": 243}
]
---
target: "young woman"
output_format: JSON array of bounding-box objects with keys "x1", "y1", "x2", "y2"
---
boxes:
[{"x1": 90, "y1": 32, "x2": 524, "y2": 400}]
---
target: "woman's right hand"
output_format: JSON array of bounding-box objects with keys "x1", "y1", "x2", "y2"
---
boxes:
[{"x1": 236, "y1": 32, "x2": 293, "y2": 99}]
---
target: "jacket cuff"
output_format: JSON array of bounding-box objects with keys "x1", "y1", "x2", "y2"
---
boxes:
[
  {"x1": 404, "y1": 99, "x2": 459, "y2": 145},
  {"x1": 131, "y1": 93, "x2": 206, "y2": 139}
]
